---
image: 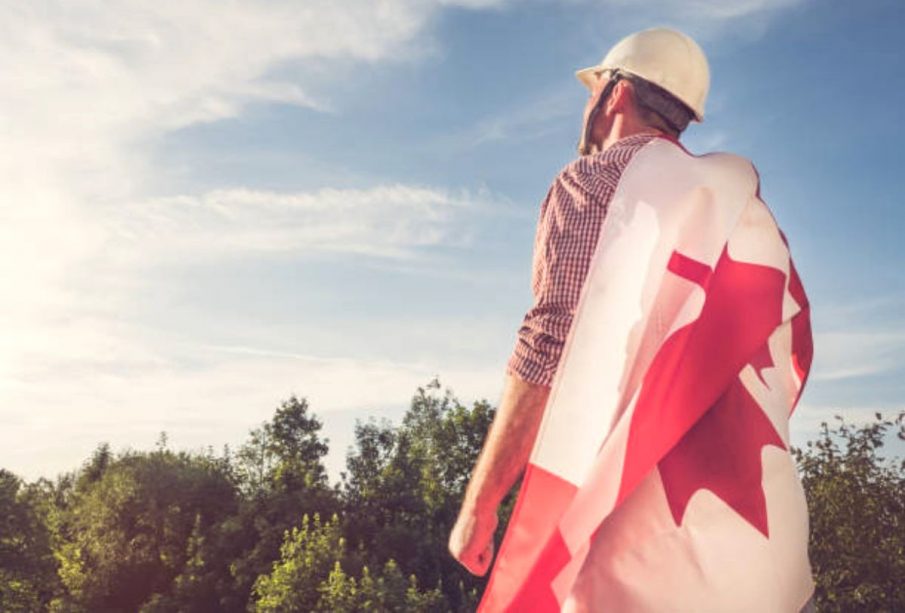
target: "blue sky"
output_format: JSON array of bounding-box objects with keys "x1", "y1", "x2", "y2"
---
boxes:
[{"x1": 2, "y1": 0, "x2": 903, "y2": 481}]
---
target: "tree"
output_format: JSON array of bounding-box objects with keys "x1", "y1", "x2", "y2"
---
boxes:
[
  {"x1": 4, "y1": 383, "x2": 904, "y2": 611},
  {"x1": 0, "y1": 470, "x2": 59, "y2": 611},
  {"x1": 236, "y1": 396, "x2": 330, "y2": 497},
  {"x1": 225, "y1": 396, "x2": 339, "y2": 609},
  {"x1": 342, "y1": 380, "x2": 501, "y2": 610},
  {"x1": 52, "y1": 445, "x2": 238, "y2": 612},
  {"x1": 794, "y1": 411, "x2": 905, "y2": 611},
  {"x1": 318, "y1": 559, "x2": 446, "y2": 612},
  {"x1": 253, "y1": 514, "x2": 444, "y2": 612},
  {"x1": 253, "y1": 514, "x2": 344, "y2": 612}
]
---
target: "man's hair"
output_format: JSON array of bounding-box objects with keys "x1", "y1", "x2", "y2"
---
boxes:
[{"x1": 619, "y1": 72, "x2": 695, "y2": 136}]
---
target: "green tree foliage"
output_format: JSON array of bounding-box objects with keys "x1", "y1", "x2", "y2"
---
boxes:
[
  {"x1": 236, "y1": 396, "x2": 331, "y2": 496},
  {"x1": 2, "y1": 385, "x2": 902, "y2": 611},
  {"x1": 253, "y1": 514, "x2": 444, "y2": 612},
  {"x1": 133, "y1": 396, "x2": 339, "y2": 612},
  {"x1": 52, "y1": 445, "x2": 237, "y2": 612},
  {"x1": 342, "y1": 380, "x2": 500, "y2": 610},
  {"x1": 0, "y1": 470, "x2": 59, "y2": 611},
  {"x1": 319, "y1": 559, "x2": 446, "y2": 612},
  {"x1": 225, "y1": 396, "x2": 338, "y2": 609},
  {"x1": 793, "y1": 411, "x2": 905, "y2": 612},
  {"x1": 252, "y1": 514, "x2": 343, "y2": 612}
]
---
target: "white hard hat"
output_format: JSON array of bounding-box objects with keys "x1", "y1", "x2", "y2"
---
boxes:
[{"x1": 576, "y1": 28, "x2": 710, "y2": 121}]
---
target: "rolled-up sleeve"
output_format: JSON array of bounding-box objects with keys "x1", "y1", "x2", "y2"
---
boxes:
[{"x1": 507, "y1": 161, "x2": 620, "y2": 387}]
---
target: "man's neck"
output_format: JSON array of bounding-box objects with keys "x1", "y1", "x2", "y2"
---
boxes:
[{"x1": 600, "y1": 115, "x2": 666, "y2": 152}]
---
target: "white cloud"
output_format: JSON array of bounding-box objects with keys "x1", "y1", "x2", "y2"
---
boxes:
[
  {"x1": 631, "y1": 0, "x2": 804, "y2": 21},
  {"x1": 450, "y1": 88, "x2": 577, "y2": 149},
  {"x1": 685, "y1": 0, "x2": 805, "y2": 20},
  {"x1": 576, "y1": 0, "x2": 808, "y2": 26},
  {"x1": 805, "y1": 294, "x2": 905, "y2": 384},
  {"x1": 0, "y1": 1, "x2": 503, "y2": 360},
  {"x1": 811, "y1": 330, "x2": 905, "y2": 382},
  {"x1": 0, "y1": 0, "x2": 815, "y2": 335},
  {"x1": 113, "y1": 184, "x2": 488, "y2": 261},
  {"x1": 0, "y1": 335, "x2": 504, "y2": 481},
  {"x1": 0, "y1": 0, "x2": 506, "y2": 284},
  {"x1": 0, "y1": 0, "x2": 512, "y2": 478},
  {"x1": 684, "y1": 128, "x2": 730, "y2": 153},
  {"x1": 0, "y1": 0, "x2": 820, "y2": 481},
  {"x1": 448, "y1": 0, "x2": 810, "y2": 152},
  {"x1": 818, "y1": 294, "x2": 905, "y2": 326},
  {"x1": 791, "y1": 403, "x2": 905, "y2": 446}
]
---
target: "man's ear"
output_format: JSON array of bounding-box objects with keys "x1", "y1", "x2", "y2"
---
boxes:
[{"x1": 605, "y1": 79, "x2": 633, "y2": 115}]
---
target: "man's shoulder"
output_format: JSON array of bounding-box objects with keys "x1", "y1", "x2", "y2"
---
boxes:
[
  {"x1": 554, "y1": 133, "x2": 658, "y2": 193},
  {"x1": 627, "y1": 140, "x2": 761, "y2": 192},
  {"x1": 545, "y1": 158, "x2": 630, "y2": 212}
]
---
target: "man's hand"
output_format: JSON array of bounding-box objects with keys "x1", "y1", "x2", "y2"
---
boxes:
[
  {"x1": 448, "y1": 504, "x2": 498, "y2": 576},
  {"x1": 448, "y1": 374, "x2": 550, "y2": 576}
]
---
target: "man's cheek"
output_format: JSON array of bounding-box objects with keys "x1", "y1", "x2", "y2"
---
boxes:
[{"x1": 582, "y1": 97, "x2": 597, "y2": 126}]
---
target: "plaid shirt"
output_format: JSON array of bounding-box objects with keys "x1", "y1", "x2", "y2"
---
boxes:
[{"x1": 508, "y1": 133, "x2": 657, "y2": 387}]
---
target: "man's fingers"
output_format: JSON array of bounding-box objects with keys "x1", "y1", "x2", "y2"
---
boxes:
[
  {"x1": 448, "y1": 509, "x2": 498, "y2": 575},
  {"x1": 475, "y1": 540, "x2": 494, "y2": 576},
  {"x1": 462, "y1": 538, "x2": 494, "y2": 576}
]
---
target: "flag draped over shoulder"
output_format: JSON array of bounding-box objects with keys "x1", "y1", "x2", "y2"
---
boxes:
[{"x1": 480, "y1": 138, "x2": 814, "y2": 612}]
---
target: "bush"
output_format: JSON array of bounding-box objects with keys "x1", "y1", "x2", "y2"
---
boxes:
[{"x1": 794, "y1": 411, "x2": 905, "y2": 611}]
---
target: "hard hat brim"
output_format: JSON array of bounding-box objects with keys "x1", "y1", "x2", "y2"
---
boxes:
[{"x1": 575, "y1": 65, "x2": 602, "y2": 90}]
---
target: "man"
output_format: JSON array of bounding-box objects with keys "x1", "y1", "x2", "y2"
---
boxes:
[{"x1": 449, "y1": 28, "x2": 815, "y2": 612}]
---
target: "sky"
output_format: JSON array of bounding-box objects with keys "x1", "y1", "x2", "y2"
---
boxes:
[{"x1": 2, "y1": 0, "x2": 903, "y2": 482}]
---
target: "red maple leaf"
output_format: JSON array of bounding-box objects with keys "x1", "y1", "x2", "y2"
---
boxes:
[
  {"x1": 749, "y1": 343, "x2": 775, "y2": 386},
  {"x1": 658, "y1": 377, "x2": 785, "y2": 537},
  {"x1": 618, "y1": 248, "x2": 787, "y2": 537}
]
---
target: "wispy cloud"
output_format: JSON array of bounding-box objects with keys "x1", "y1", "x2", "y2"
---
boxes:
[
  {"x1": 0, "y1": 333, "x2": 504, "y2": 480},
  {"x1": 792, "y1": 403, "x2": 905, "y2": 437},
  {"x1": 634, "y1": 0, "x2": 805, "y2": 21},
  {"x1": 811, "y1": 330, "x2": 905, "y2": 382},
  {"x1": 579, "y1": 0, "x2": 810, "y2": 30},
  {"x1": 818, "y1": 293, "x2": 905, "y2": 324},
  {"x1": 0, "y1": 0, "x2": 507, "y2": 274},
  {"x1": 0, "y1": 0, "x2": 512, "y2": 479},
  {"x1": 446, "y1": 0, "x2": 810, "y2": 151},
  {"x1": 114, "y1": 184, "x2": 493, "y2": 261},
  {"x1": 0, "y1": 0, "x2": 507, "y2": 401},
  {"x1": 0, "y1": 0, "x2": 827, "y2": 482},
  {"x1": 809, "y1": 293, "x2": 905, "y2": 383},
  {"x1": 0, "y1": 0, "x2": 814, "y2": 337},
  {"x1": 449, "y1": 89, "x2": 577, "y2": 150},
  {"x1": 684, "y1": 129, "x2": 731, "y2": 154}
]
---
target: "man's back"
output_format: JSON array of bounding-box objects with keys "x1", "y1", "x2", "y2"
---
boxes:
[{"x1": 481, "y1": 138, "x2": 813, "y2": 612}]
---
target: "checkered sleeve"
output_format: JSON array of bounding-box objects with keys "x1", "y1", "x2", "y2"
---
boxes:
[
  {"x1": 507, "y1": 134, "x2": 653, "y2": 386},
  {"x1": 507, "y1": 165, "x2": 617, "y2": 386}
]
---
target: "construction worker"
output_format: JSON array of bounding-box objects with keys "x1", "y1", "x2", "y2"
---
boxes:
[{"x1": 450, "y1": 28, "x2": 815, "y2": 612}]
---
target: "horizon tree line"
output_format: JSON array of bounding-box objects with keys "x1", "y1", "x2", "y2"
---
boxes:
[{"x1": 1, "y1": 380, "x2": 902, "y2": 611}]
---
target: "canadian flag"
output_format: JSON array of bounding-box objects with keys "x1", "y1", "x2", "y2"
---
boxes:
[{"x1": 480, "y1": 138, "x2": 814, "y2": 612}]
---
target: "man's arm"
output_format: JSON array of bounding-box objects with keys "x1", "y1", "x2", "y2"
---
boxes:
[
  {"x1": 448, "y1": 373, "x2": 550, "y2": 576},
  {"x1": 448, "y1": 164, "x2": 603, "y2": 575}
]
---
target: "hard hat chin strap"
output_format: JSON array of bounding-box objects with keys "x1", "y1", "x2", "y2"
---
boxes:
[{"x1": 577, "y1": 73, "x2": 620, "y2": 156}]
